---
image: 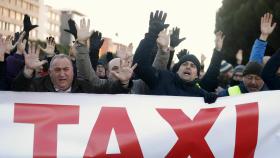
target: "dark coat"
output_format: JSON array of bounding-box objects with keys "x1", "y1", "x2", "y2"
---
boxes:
[
  {"x1": 133, "y1": 33, "x2": 217, "y2": 103},
  {"x1": 262, "y1": 49, "x2": 280, "y2": 90},
  {"x1": 12, "y1": 71, "x2": 130, "y2": 94}
]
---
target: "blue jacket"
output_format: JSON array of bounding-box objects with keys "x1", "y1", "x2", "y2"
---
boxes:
[{"x1": 249, "y1": 39, "x2": 267, "y2": 64}]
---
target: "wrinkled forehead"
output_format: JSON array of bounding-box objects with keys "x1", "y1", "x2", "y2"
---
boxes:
[{"x1": 51, "y1": 58, "x2": 73, "y2": 69}]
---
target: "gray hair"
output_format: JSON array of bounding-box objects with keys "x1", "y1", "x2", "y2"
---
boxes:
[{"x1": 49, "y1": 54, "x2": 73, "y2": 70}]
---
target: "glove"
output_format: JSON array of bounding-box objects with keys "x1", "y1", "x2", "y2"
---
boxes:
[
  {"x1": 148, "y1": 10, "x2": 169, "y2": 36},
  {"x1": 176, "y1": 49, "x2": 189, "y2": 60},
  {"x1": 64, "y1": 18, "x2": 77, "y2": 39},
  {"x1": 170, "y1": 27, "x2": 185, "y2": 48},
  {"x1": 23, "y1": 14, "x2": 38, "y2": 33},
  {"x1": 89, "y1": 31, "x2": 104, "y2": 51},
  {"x1": 203, "y1": 92, "x2": 218, "y2": 104},
  {"x1": 106, "y1": 52, "x2": 114, "y2": 63}
]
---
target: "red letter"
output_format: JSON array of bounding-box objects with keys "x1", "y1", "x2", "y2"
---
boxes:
[
  {"x1": 234, "y1": 102, "x2": 259, "y2": 158},
  {"x1": 84, "y1": 107, "x2": 143, "y2": 158},
  {"x1": 157, "y1": 107, "x2": 224, "y2": 158},
  {"x1": 14, "y1": 103, "x2": 79, "y2": 158}
]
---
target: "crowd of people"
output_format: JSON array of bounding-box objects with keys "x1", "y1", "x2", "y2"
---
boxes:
[{"x1": 0, "y1": 11, "x2": 279, "y2": 104}]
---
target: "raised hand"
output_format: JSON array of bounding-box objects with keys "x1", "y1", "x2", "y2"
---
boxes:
[
  {"x1": 23, "y1": 14, "x2": 38, "y2": 33},
  {"x1": 260, "y1": 13, "x2": 277, "y2": 41},
  {"x1": 111, "y1": 57, "x2": 137, "y2": 85},
  {"x1": 39, "y1": 36, "x2": 56, "y2": 57},
  {"x1": 156, "y1": 29, "x2": 170, "y2": 51},
  {"x1": 149, "y1": 10, "x2": 169, "y2": 36},
  {"x1": 23, "y1": 43, "x2": 47, "y2": 77},
  {"x1": 176, "y1": 49, "x2": 189, "y2": 60},
  {"x1": 90, "y1": 31, "x2": 104, "y2": 51},
  {"x1": 201, "y1": 53, "x2": 206, "y2": 64},
  {"x1": 77, "y1": 18, "x2": 91, "y2": 45},
  {"x1": 235, "y1": 49, "x2": 243, "y2": 65},
  {"x1": 170, "y1": 27, "x2": 186, "y2": 48},
  {"x1": 215, "y1": 31, "x2": 225, "y2": 52},
  {"x1": 64, "y1": 18, "x2": 78, "y2": 39}
]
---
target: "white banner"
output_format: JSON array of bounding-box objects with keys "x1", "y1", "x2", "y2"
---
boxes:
[{"x1": 0, "y1": 91, "x2": 280, "y2": 158}]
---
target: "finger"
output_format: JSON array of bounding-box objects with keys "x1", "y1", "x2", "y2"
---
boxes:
[
  {"x1": 39, "y1": 60, "x2": 48, "y2": 66},
  {"x1": 162, "y1": 12, "x2": 167, "y2": 23},
  {"x1": 164, "y1": 24, "x2": 169, "y2": 29},
  {"x1": 155, "y1": 10, "x2": 159, "y2": 19},
  {"x1": 150, "y1": 12, "x2": 153, "y2": 21},
  {"x1": 131, "y1": 63, "x2": 137, "y2": 71},
  {"x1": 272, "y1": 22, "x2": 277, "y2": 30},
  {"x1": 179, "y1": 37, "x2": 186, "y2": 43},
  {"x1": 31, "y1": 42, "x2": 36, "y2": 54},
  {"x1": 35, "y1": 47, "x2": 40, "y2": 55},
  {"x1": 111, "y1": 71, "x2": 120, "y2": 80},
  {"x1": 268, "y1": 13, "x2": 273, "y2": 24},
  {"x1": 83, "y1": 18, "x2": 86, "y2": 28},
  {"x1": 80, "y1": 19, "x2": 83, "y2": 29},
  {"x1": 159, "y1": 11, "x2": 163, "y2": 20},
  {"x1": 87, "y1": 19, "x2": 90, "y2": 30}
]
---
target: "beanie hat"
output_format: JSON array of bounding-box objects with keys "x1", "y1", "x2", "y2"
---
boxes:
[
  {"x1": 97, "y1": 59, "x2": 106, "y2": 66},
  {"x1": 233, "y1": 65, "x2": 245, "y2": 75},
  {"x1": 243, "y1": 62, "x2": 263, "y2": 77},
  {"x1": 172, "y1": 54, "x2": 200, "y2": 76},
  {"x1": 220, "y1": 60, "x2": 233, "y2": 73}
]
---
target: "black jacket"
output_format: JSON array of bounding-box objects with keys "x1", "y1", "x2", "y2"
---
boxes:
[
  {"x1": 262, "y1": 49, "x2": 280, "y2": 90},
  {"x1": 133, "y1": 33, "x2": 217, "y2": 103}
]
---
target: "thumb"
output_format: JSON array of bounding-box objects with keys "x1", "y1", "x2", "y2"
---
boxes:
[
  {"x1": 164, "y1": 24, "x2": 169, "y2": 29},
  {"x1": 30, "y1": 25, "x2": 38, "y2": 30}
]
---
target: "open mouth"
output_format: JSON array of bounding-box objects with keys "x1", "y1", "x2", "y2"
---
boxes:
[
  {"x1": 59, "y1": 79, "x2": 67, "y2": 82},
  {"x1": 184, "y1": 72, "x2": 191, "y2": 75}
]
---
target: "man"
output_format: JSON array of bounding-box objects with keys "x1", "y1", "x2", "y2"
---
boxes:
[
  {"x1": 219, "y1": 62, "x2": 268, "y2": 96},
  {"x1": 230, "y1": 65, "x2": 245, "y2": 86},
  {"x1": 95, "y1": 60, "x2": 107, "y2": 79},
  {"x1": 12, "y1": 45, "x2": 130, "y2": 93}
]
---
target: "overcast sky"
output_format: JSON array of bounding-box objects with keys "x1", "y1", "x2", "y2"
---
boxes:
[{"x1": 45, "y1": 0, "x2": 223, "y2": 64}]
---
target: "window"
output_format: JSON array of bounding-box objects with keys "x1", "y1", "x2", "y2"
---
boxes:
[
  {"x1": 3, "y1": 8, "x2": 9, "y2": 17},
  {"x1": 55, "y1": 25, "x2": 59, "y2": 32},
  {"x1": 0, "y1": 21, "x2": 3, "y2": 29},
  {"x1": 16, "y1": 12, "x2": 21, "y2": 21},
  {"x1": 10, "y1": 10, "x2": 15, "y2": 19},
  {"x1": 9, "y1": 24, "x2": 15, "y2": 32},
  {"x1": 4, "y1": 22, "x2": 9, "y2": 30}
]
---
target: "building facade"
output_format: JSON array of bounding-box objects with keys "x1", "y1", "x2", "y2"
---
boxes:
[{"x1": 0, "y1": 0, "x2": 41, "y2": 39}]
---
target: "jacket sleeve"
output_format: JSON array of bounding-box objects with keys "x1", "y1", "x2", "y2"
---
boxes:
[
  {"x1": 133, "y1": 33, "x2": 160, "y2": 89},
  {"x1": 152, "y1": 47, "x2": 170, "y2": 70},
  {"x1": 12, "y1": 71, "x2": 33, "y2": 91},
  {"x1": 199, "y1": 49, "x2": 223, "y2": 92},
  {"x1": 5, "y1": 53, "x2": 25, "y2": 81},
  {"x1": 89, "y1": 48, "x2": 99, "y2": 71},
  {"x1": 249, "y1": 39, "x2": 267, "y2": 64},
  {"x1": 261, "y1": 49, "x2": 280, "y2": 90},
  {"x1": 75, "y1": 44, "x2": 130, "y2": 94}
]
